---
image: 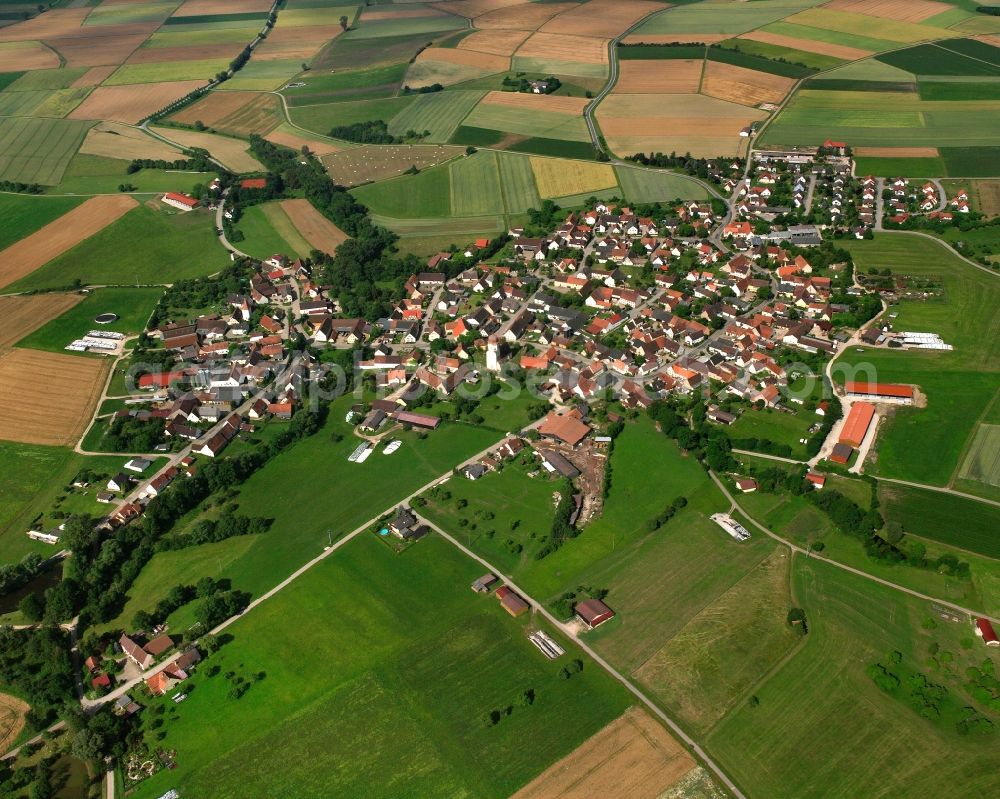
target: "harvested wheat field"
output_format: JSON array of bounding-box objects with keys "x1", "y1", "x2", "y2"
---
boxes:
[
  {"x1": 615, "y1": 59, "x2": 703, "y2": 94},
  {"x1": 69, "y1": 80, "x2": 208, "y2": 124},
  {"x1": 474, "y1": 2, "x2": 576, "y2": 30},
  {"x1": 150, "y1": 126, "x2": 264, "y2": 172},
  {"x1": 71, "y1": 65, "x2": 118, "y2": 88},
  {"x1": 481, "y1": 90, "x2": 588, "y2": 114},
  {"x1": 540, "y1": 0, "x2": 663, "y2": 37},
  {"x1": 364, "y1": 8, "x2": 455, "y2": 21},
  {"x1": 0, "y1": 294, "x2": 83, "y2": 348},
  {"x1": 0, "y1": 693, "x2": 30, "y2": 755},
  {"x1": 80, "y1": 121, "x2": 182, "y2": 161},
  {"x1": 825, "y1": 0, "x2": 951, "y2": 24},
  {"x1": 739, "y1": 30, "x2": 871, "y2": 60},
  {"x1": 0, "y1": 41, "x2": 61, "y2": 71},
  {"x1": 0, "y1": 8, "x2": 89, "y2": 41},
  {"x1": 701, "y1": 61, "x2": 796, "y2": 108},
  {"x1": 458, "y1": 29, "x2": 531, "y2": 57},
  {"x1": 265, "y1": 126, "x2": 342, "y2": 157},
  {"x1": 517, "y1": 32, "x2": 609, "y2": 64},
  {"x1": 171, "y1": 91, "x2": 282, "y2": 137},
  {"x1": 416, "y1": 47, "x2": 509, "y2": 72},
  {"x1": 280, "y1": 199, "x2": 347, "y2": 254},
  {"x1": 0, "y1": 195, "x2": 138, "y2": 290},
  {"x1": 322, "y1": 144, "x2": 463, "y2": 186},
  {"x1": 855, "y1": 146, "x2": 941, "y2": 157},
  {"x1": 432, "y1": 0, "x2": 525, "y2": 19},
  {"x1": 510, "y1": 709, "x2": 697, "y2": 799},
  {"x1": 530, "y1": 155, "x2": 617, "y2": 199},
  {"x1": 0, "y1": 349, "x2": 108, "y2": 446},
  {"x1": 175, "y1": 0, "x2": 274, "y2": 14},
  {"x1": 623, "y1": 33, "x2": 727, "y2": 44}
]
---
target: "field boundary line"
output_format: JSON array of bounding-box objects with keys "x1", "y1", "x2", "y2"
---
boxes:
[
  {"x1": 947, "y1": 386, "x2": 1000, "y2": 488},
  {"x1": 712, "y1": 471, "x2": 1000, "y2": 624},
  {"x1": 419, "y1": 514, "x2": 751, "y2": 799}
]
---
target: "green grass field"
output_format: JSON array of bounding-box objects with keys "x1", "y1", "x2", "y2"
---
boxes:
[
  {"x1": 729, "y1": 405, "x2": 815, "y2": 459},
  {"x1": 759, "y1": 21, "x2": 900, "y2": 54},
  {"x1": 282, "y1": 63, "x2": 408, "y2": 107},
  {"x1": 16, "y1": 287, "x2": 163, "y2": 354},
  {"x1": 722, "y1": 37, "x2": 843, "y2": 72},
  {"x1": 852, "y1": 156, "x2": 948, "y2": 178},
  {"x1": 105, "y1": 59, "x2": 233, "y2": 86},
  {"x1": 450, "y1": 150, "x2": 503, "y2": 216},
  {"x1": 462, "y1": 101, "x2": 590, "y2": 142},
  {"x1": 9, "y1": 205, "x2": 227, "y2": 291},
  {"x1": 48, "y1": 153, "x2": 215, "y2": 195},
  {"x1": 234, "y1": 202, "x2": 312, "y2": 260},
  {"x1": 387, "y1": 90, "x2": 484, "y2": 143},
  {"x1": 707, "y1": 557, "x2": 1000, "y2": 799},
  {"x1": 497, "y1": 152, "x2": 542, "y2": 214},
  {"x1": 0, "y1": 116, "x2": 93, "y2": 185},
  {"x1": 342, "y1": 10, "x2": 466, "y2": 40},
  {"x1": 876, "y1": 42, "x2": 1000, "y2": 77},
  {"x1": 84, "y1": 1, "x2": 177, "y2": 26},
  {"x1": 289, "y1": 96, "x2": 416, "y2": 135},
  {"x1": 615, "y1": 165, "x2": 711, "y2": 202},
  {"x1": 957, "y1": 424, "x2": 1000, "y2": 489},
  {"x1": 129, "y1": 533, "x2": 632, "y2": 799},
  {"x1": 634, "y1": 3, "x2": 808, "y2": 35},
  {"x1": 352, "y1": 163, "x2": 452, "y2": 218},
  {"x1": 833, "y1": 235, "x2": 1000, "y2": 486},
  {"x1": 6, "y1": 68, "x2": 88, "y2": 91},
  {"x1": 0, "y1": 194, "x2": 82, "y2": 250}
]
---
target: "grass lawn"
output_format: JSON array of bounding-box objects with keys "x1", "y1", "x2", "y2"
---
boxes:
[
  {"x1": 615, "y1": 165, "x2": 711, "y2": 202},
  {"x1": 130, "y1": 534, "x2": 632, "y2": 799},
  {"x1": 16, "y1": 287, "x2": 163, "y2": 354},
  {"x1": 728, "y1": 406, "x2": 815, "y2": 458},
  {"x1": 707, "y1": 556, "x2": 1000, "y2": 799},
  {"x1": 49, "y1": 153, "x2": 215, "y2": 195},
  {"x1": 351, "y1": 164, "x2": 452, "y2": 218},
  {"x1": 0, "y1": 194, "x2": 83, "y2": 250},
  {"x1": 10, "y1": 205, "x2": 228, "y2": 291},
  {"x1": 833, "y1": 234, "x2": 1000, "y2": 485},
  {"x1": 233, "y1": 202, "x2": 310, "y2": 260}
]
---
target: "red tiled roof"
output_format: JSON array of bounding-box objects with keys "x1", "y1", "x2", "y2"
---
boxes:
[
  {"x1": 839, "y1": 402, "x2": 875, "y2": 448},
  {"x1": 845, "y1": 381, "x2": 913, "y2": 399}
]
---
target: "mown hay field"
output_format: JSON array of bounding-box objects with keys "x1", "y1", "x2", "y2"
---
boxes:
[
  {"x1": 0, "y1": 116, "x2": 93, "y2": 184},
  {"x1": 0, "y1": 195, "x2": 137, "y2": 290},
  {"x1": 825, "y1": 0, "x2": 953, "y2": 25},
  {"x1": 517, "y1": 31, "x2": 609, "y2": 65},
  {"x1": 781, "y1": 7, "x2": 958, "y2": 44},
  {"x1": 150, "y1": 125, "x2": 264, "y2": 172},
  {"x1": 457, "y1": 29, "x2": 530, "y2": 56},
  {"x1": 530, "y1": 155, "x2": 617, "y2": 199},
  {"x1": 322, "y1": 144, "x2": 463, "y2": 186},
  {"x1": 0, "y1": 348, "x2": 108, "y2": 446},
  {"x1": 463, "y1": 92, "x2": 590, "y2": 141},
  {"x1": 957, "y1": 424, "x2": 1000, "y2": 487},
  {"x1": 80, "y1": 121, "x2": 183, "y2": 161},
  {"x1": 450, "y1": 150, "x2": 504, "y2": 216},
  {"x1": 386, "y1": 90, "x2": 484, "y2": 143},
  {"x1": 474, "y1": 2, "x2": 575, "y2": 31}
]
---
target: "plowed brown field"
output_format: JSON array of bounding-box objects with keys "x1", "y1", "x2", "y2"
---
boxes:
[
  {"x1": 0, "y1": 348, "x2": 108, "y2": 446},
  {"x1": 474, "y1": 2, "x2": 576, "y2": 30},
  {"x1": 0, "y1": 294, "x2": 83, "y2": 348},
  {"x1": 701, "y1": 61, "x2": 796, "y2": 107},
  {"x1": 0, "y1": 195, "x2": 138, "y2": 290},
  {"x1": 0, "y1": 42, "x2": 60, "y2": 71},
  {"x1": 510, "y1": 709, "x2": 697, "y2": 799},
  {"x1": 175, "y1": 0, "x2": 274, "y2": 14},
  {"x1": 280, "y1": 199, "x2": 347, "y2": 254},
  {"x1": 416, "y1": 47, "x2": 509, "y2": 71},
  {"x1": 614, "y1": 59, "x2": 703, "y2": 94},
  {"x1": 69, "y1": 80, "x2": 208, "y2": 123}
]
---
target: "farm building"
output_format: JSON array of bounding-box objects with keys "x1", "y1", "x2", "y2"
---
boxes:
[
  {"x1": 845, "y1": 382, "x2": 914, "y2": 405},
  {"x1": 162, "y1": 192, "x2": 199, "y2": 211},
  {"x1": 472, "y1": 573, "x2": 497, "y2": 593},
  {"x1": 496, "y1": 586, "x2": 530, "y2": 617},
  {"x1": 536, "y1": 448, "x2": 580, "y2": 478},
  {"x1": 392, "y1": 410, "x2": 441, "y2": 430},
  {"x1": 805, "y1": 471, "x2": 826, "y2": 490},
  {"x1": 735, "y1": 478, "x2": 758, "y2": 493},
  {"x1": 575, "y1": 598, "x2": 615, "y2": 629},
  {"x1": 975, "y1": 618, "x2": 999, "y2": 647},
  {"x1": 538, "y1": 409, "x2": 590, "y2": 447},
  {"x1": 839, "y1": 402, "x2": 876, "y2": 448},
  {"x1": 830, "y1": 443, "x2": 853, "y2": 465}
]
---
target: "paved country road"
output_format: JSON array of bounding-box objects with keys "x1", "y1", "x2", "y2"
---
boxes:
[
  {"x1": 709, "y1": 472, "x2": 1000, "y2": 626},
  {"x1": 416, "y1": 514, "x2": 750, "y2": 799}
]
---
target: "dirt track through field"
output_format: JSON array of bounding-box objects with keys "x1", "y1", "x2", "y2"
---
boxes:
[
  {"x1": 0, "y1": 348, "x2": 108, "y2": 446},
  {"x1": 0, "y1": 294, "x2": 83, "y2": 348},
  {"x1": 0, "y1": 694, "x2": 29, "y2": 756},
  {"x1": 280, "y1": 199, "x2": 347, "y2": 254},
  {"x1": 0, "y1": 195, "x2": 138, "y2": 290},
  {"x1": 510, "y1": 708, "x2": 697, "y2": 799}
]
